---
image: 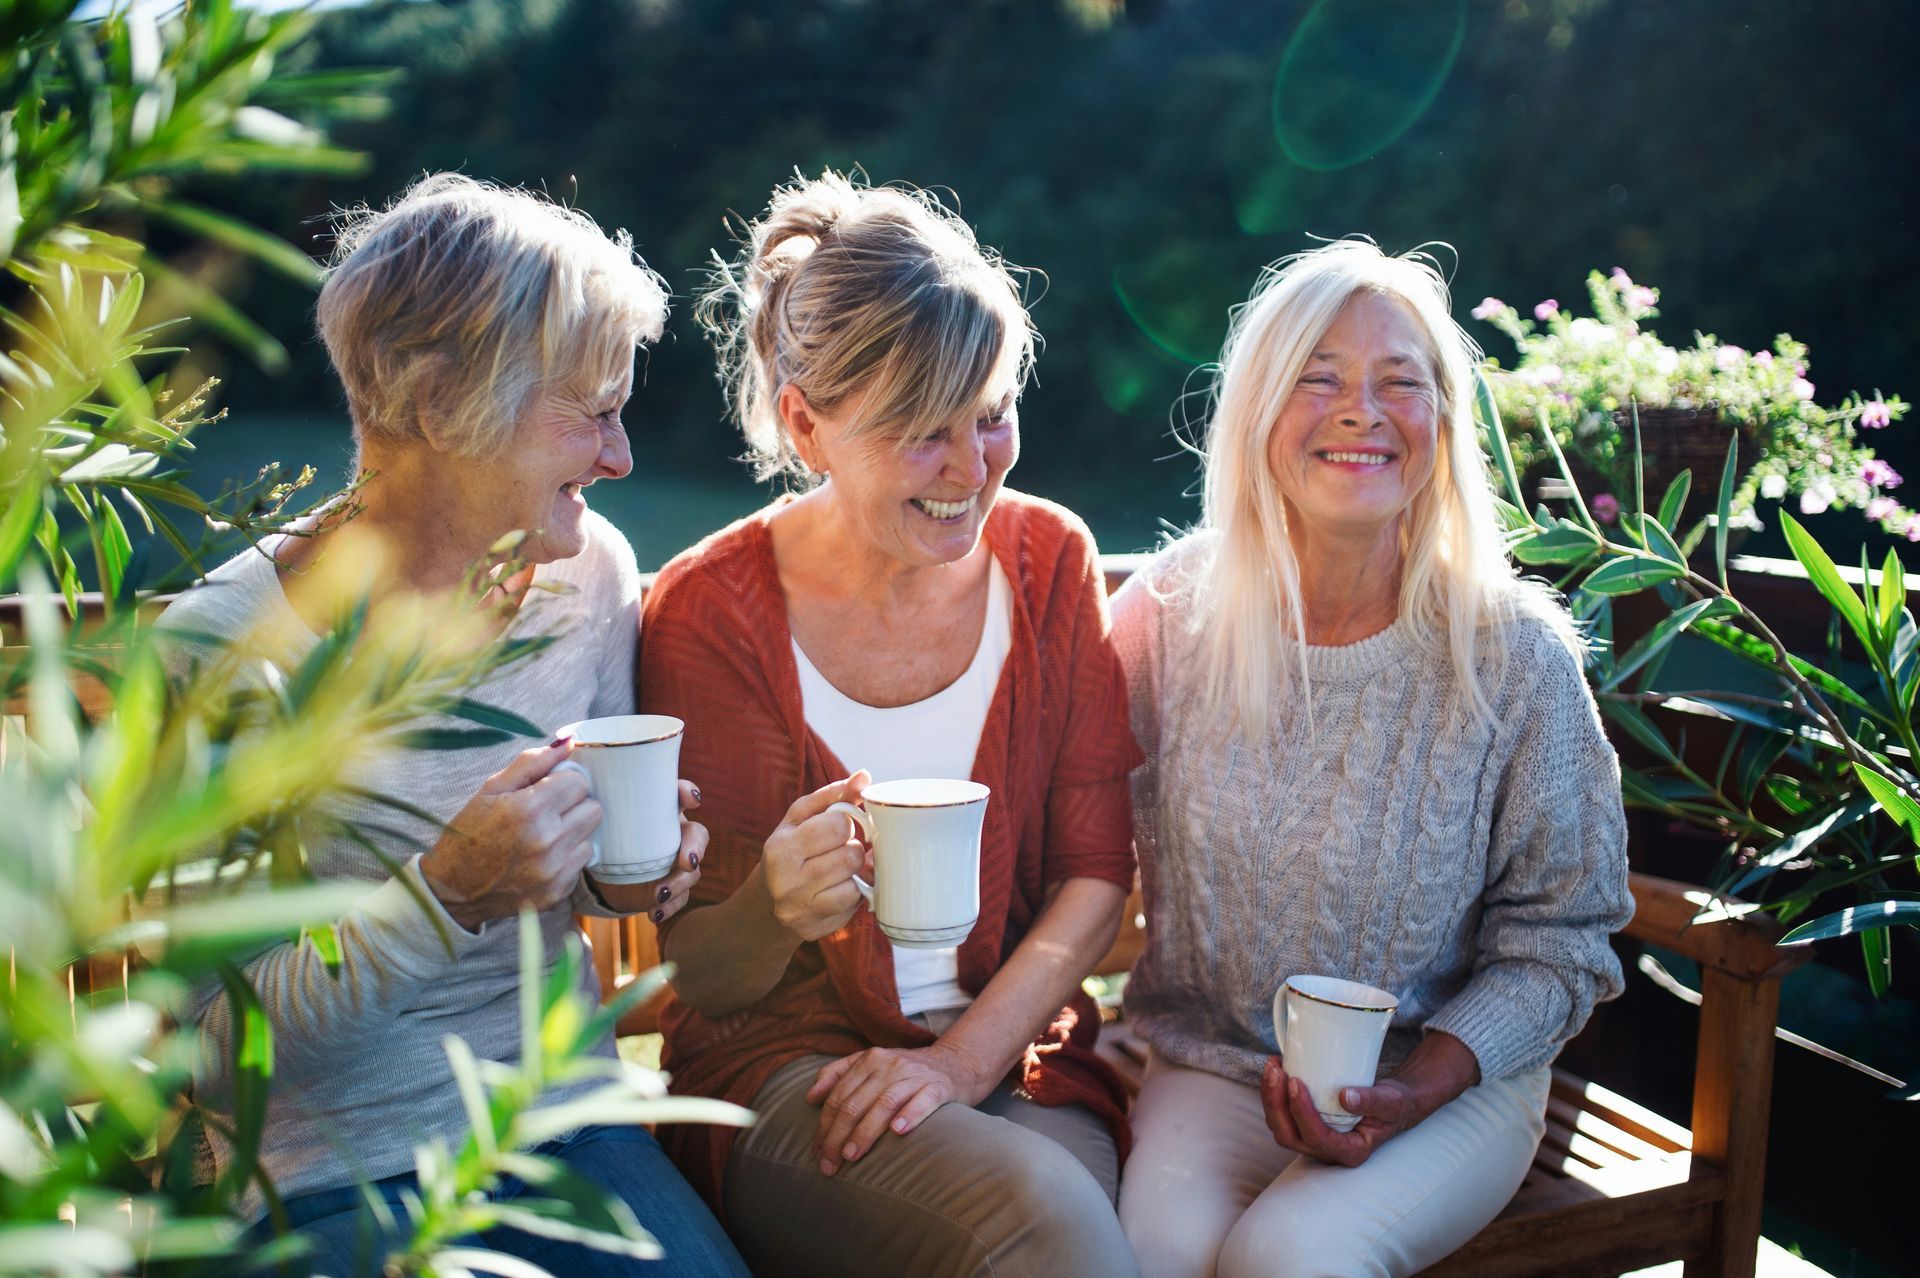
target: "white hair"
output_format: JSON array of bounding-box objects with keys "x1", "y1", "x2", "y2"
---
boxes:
[
  {"x1": 1168, "y1": 238, "x2": 1576, "y2": 736},
  {"x1": 317, "y1": 173, "x2": 668, "y2": 460}
]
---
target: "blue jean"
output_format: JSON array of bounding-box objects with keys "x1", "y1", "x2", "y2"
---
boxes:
[{"x1": 255, "y1": 1124, "x2": 748, "y2": 1277}]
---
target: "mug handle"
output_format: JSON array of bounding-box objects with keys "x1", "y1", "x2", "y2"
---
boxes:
[
  {"x1": 554, "y1": 759, "x2": 602, "y2": 869},
  {"x1": 824, "y1": 800, "x2": 875, "y2": 904},
  {"x1": 1273, "y1": 981, "x2": 1291, "y2": 1058}
]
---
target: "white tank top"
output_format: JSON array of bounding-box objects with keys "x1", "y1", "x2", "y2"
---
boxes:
[{"x1": 793, "y1": 557, "x2": 1012, "y2": 1016}]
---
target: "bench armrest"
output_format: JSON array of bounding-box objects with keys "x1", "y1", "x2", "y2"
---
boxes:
[{"x1": 1622, "y1": 871, "x2": 1811, "y2": 982}]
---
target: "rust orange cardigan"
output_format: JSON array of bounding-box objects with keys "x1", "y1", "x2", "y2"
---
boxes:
[{"x1": 638, "y1": 490, "x2": 1142, "y2": 1208}]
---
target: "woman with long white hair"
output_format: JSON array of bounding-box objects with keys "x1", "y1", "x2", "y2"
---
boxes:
[{"x1": 1112, "y1": 239, "x2": 1632, "y2": 1278}]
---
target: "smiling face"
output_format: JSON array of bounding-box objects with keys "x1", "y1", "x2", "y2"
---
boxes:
[
  {"x1": 796, "y1": 381, "x2": 1021, "y2": 571},
  {"x1": 495, "y1": 362, "x2": 636, "y2": 563},
  {"x1": 1266, "y1": 290, "x2": 1441, "y2": 547}
]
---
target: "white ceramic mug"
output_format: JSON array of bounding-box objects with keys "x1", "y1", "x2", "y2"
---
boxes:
[
  {"x1": 554, "y1": 714, "x2": 684, "y2": 884},
  {"x1": 827, "y1": 778, "x2": 989, "y2": 949},
  {"x1": 1272, "y1": 974, "x2": 1399, "y2": 1132}
]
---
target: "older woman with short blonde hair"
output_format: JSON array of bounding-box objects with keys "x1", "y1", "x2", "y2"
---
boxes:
[
  {"x1": 641, "y1": 171, "x2": 1141, "y2": 1278},
  {"x1": 163, "y1": 174, "x2": 747, "y2": 1277},
  {"x1": 1113, "y1": 240, "x2": 1633, "y2": 1278}
]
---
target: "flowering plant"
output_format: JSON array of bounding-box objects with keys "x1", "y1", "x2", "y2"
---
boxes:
[{"x1": 1474, "y1": 269, "x2": 1910, "y2": 536}]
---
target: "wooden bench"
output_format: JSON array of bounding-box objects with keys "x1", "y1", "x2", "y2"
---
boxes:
[
  {"x1": 10, "y1": 578, "x2": 1812, "y2": 1276},
  {"x1": 579, "y1": 868, "x2": 1805, "y2": 1277}
]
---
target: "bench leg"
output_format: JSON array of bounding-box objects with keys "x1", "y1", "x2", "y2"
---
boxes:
[{"x1": 1683, "y1": 967, "x2": 1781, "y2": 1278}]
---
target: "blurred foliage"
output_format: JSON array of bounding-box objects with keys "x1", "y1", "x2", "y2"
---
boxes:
[
  {"x1": 2, "y1": 5, "x2": 736, "y2": 1274},
  {"x1": 200, "y1": 0, "x2": 1917, "y2": 561}
]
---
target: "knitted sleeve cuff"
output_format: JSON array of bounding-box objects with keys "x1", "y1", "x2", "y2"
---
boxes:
[{"x1": 1424, "y1": 961, "x2": 1571, "y2": 1083}]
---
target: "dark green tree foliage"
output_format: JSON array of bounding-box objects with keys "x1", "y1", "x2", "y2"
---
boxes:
[{"x1": 205, "y1": 0, "x2": 1917, "y2": 557}]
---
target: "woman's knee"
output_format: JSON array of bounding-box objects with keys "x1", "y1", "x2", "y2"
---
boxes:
[{"x1": 1216, "y1": 1196, "x2": 1382, "y2": 1278}]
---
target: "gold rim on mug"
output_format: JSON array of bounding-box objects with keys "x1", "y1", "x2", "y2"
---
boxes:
[
  {"x1": 866, "y1": 795, "x2": 989, "y2": 810},
  {"x1": 563, "y1": 720, "x2": 685, "y2": 748},
  {"x1": 1286, "y1": 982, "x2": 1397, "y2": 1014}
]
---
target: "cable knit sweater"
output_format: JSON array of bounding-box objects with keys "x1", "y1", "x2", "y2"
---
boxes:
[{"x1": 1113, "y1": 536, "x2": 1632, "y2": 1086}]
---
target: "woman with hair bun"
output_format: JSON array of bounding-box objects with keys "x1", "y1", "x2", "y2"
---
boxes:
[
  {"x1": 640, "y1": 171, "x2": 1142, "y2": 1278},
  {"x1": 1112, "y1": 240, "x2": 1633, "y2": 1277}
]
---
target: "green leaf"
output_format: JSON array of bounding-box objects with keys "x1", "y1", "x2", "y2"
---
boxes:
[
  {"x1": 1715, "y1": 435, "x2": 1738, "y2": 588},
  {"x1": 1780, "y1": 512, "x2": 1876, "y2": 655},
  {"x1": 1599, "y1": 596, "x2": 1737, "y2": 692},
  {"x1": 143, "y1": 197, "x2": 323, "y2": 287},
  {"x1": 1863, "y1": 926, "x2": 1891, "y2": 998},
  {"x1": 214, "y1": 963, "x2": 274, "y2": 1205},
  {"x1": 394, "y1": 725, "x2": 515, "y2": 751},
  {"x1": 1475, "y1": 367, "x2": 1525, "y2": 509},
  {"x1": 1656, "y1": 470, "x2": 1693, "y2": 533},
  {"x1": 1534, "y1": 399, "x2": 1599, "y2": 533},
  {"x1": 302, "y1": 922, "x2": 343, "y2": 971},
  {"x1": 447, "y1": 697, "x2": 545, "y2": 739},
  {"x1": 1779, "y1": 900, "x2": 1920, "y2": 944},
  {"x1": 1509, "y1": 521, "x2": 1601, "y2": 566},
  {"x1": 1598, "y1": 700, "x2": 1683, "y2": 768},
  {"x1": 1581, "y1": 554, "x2": 1686, "y2": 596},
  {"x1": 1632, "y1": 513, "x2": 1685, "y2": 566},
  {"x1": 1629, "y1": 401, "x2": 1645, "y2": 520},
  {"x1": 1690, "y1": 618, "x2": 1889, "y2": 727},
  {"x1": 1854, "y1": 764, "x2": 1920, "y2": 846},
  {"x1": 1729, "y1": 797, "x2": 1876, "y2": 896},
  {"x1": 1878, "y1": 547, "x2": 1905, "y2": 641},
  {"x1": 0, "y1": 465, "x2": 45, "y2": 590}
]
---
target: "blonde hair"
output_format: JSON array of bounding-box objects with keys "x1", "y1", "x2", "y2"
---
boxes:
[
  {"x1": 317, "y1": 173, "x2": 668, "y2": 460},
  {"x1": 698, "y1": 170, "x2": 1035, "y2": 481},
  {"x1": 1175, "y1": 238, "x2": 1573, "y2": 735}
]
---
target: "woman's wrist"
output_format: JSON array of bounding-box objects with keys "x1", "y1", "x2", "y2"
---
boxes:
[{"x1": 1394, "y1": 1029, "x2": 1482, "y2": 1119}]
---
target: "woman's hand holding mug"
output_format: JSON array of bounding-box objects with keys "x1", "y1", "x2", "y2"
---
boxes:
[
  {"x1": 421, "y1": 737, "x2": 602, "y2": 930},
  {"x1": 761, "y1": 771, "x2": 873, "y2": 942},
  {"x1": 1261, "y1": 1027, "x2": 1482, "y2": 1168}
]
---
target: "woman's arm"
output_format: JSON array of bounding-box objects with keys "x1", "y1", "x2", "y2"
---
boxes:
[
  {"x1": 661, "y1": 773, "x2": 870, "y2": 1014},
  {"x1": 1421, "y1": 634, "x2": 1633, "y2": 1084},
  {"x1": 808, "y1": 875, "x2": 1126, "y2": 1173}
]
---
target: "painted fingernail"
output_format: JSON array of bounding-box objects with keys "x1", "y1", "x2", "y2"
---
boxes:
[
  {"x1": 657, "y1": 884, "x2": 672, "y2": 903},
  {"x1": 651, "y1": 908, "x2": 665, "y2": 923},
  {"x1": 690, "y1": 784, "x2": 702, "y2": 803},
  {"x1": 688, "y1": 851, "x2": 701, "y2": 869}
]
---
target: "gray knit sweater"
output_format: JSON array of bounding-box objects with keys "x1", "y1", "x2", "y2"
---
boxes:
[
  {"x1": 1113, "y1": 537, "x2": 1632, "y2": 1086},
  {"x1": 158, "y1": 510, "x2": 641, "y2": 1219}
]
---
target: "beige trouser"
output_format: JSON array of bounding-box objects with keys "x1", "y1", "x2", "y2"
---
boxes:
[
  {"x1": 722, "y1": 1013, "x2": 1138, "y2": 1278},
  {"x1": 1118, "y1": 1052, "x2": 1549, "y2": 1278}
]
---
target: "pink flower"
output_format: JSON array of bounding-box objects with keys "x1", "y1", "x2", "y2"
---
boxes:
[
  {"x1": 1610, "y1": 267, "x2": 1633, "y2": 287},
  {"x1": 1471, "y1": 297, "x2": 1504, "y2": 320},
  {"x1": 1862, "y1": 399, "x2": 1893, "y2": 429},
  {"x1": 1715, "y1": 345, "x2": 1746, "y2": 368},
  {"x1": 1862, "y1": 459, "x2": 1903, "y2": 489},
  {"x1": 1629, "y1": 286, "x2": 1658, "y2": 309},
  {"x1": 1791, "y1": 377, "x2": 1816, "y2": 401},
  {"x1": 1800, "y1": 478, "x2": 1837, "y2": 515},
  {"x1": 1868, "y1": 496, "x2": 1900, "y2": 521},
  {"x1": 1591, "y1": 493, "x2": 1620, "y2": 524},
  {"x1": 1534, "y1": 299, "x2": 1559, "y2": 321},
  {"x1": 1754, "y1": 350, "x2": 1774, "y2": 367},
  {"x1": 1905, "y1": 519, "x2": 1920, "y2": 543}
]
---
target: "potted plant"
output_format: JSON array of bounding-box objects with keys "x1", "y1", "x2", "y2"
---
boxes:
[
  {"x1": 1474, "y1": 269, "x2": 1908, "y2": 538},
  {"x1": 1483, "y1": 369, "x2": 1918, "y2": 1070}
]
